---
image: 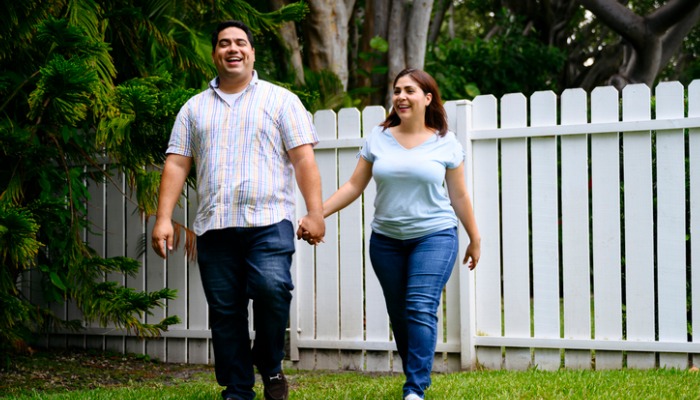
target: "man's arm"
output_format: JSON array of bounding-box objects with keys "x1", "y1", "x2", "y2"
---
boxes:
[
  {"x1": 287, "y1": 143, "x2": 325, "y2": 244},
  {"x1": 151, "y1": 154, "x2": 193, "y2": 258}
]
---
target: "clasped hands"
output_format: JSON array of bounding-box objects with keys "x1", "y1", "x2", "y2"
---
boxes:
[{"x1": 296, "y1": 212, "x2": 325, "y2": 246}]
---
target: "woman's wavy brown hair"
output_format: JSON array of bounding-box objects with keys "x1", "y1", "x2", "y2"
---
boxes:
[{"x1": 380, "y1": 68, "x2": 448, "y2": 137}]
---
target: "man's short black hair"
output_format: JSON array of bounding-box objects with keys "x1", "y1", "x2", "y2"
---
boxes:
[{"x1": 212, "y1": 20, "x2": 254, "y2": 49}]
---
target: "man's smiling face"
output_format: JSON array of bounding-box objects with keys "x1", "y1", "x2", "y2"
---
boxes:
[{"x1": 212, "y1": 26, "x2": 255, "y2": 91}]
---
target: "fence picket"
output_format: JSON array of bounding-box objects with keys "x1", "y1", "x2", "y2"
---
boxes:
[
  {"x1": 622, "y1": 84, "x2": 656, "y2": 369},
  {"x1": 361, "y1": 106, "x2": 392, "y2": 372},
  {"x1": 655, "y1": 82, "x2": 688, "y2": 369},
  {"x1": 293, "y1": 132, "x2": 316, "y2": 368},
  {"x1": 590, "y1": 86, "x2": 624, "y2": 370},
  {"x1": 164, "y1": 182, "x2": 188, "y2": 363},
  {"x1": 145, "y1": 216, "x2": 166, "y2": 360},
  {"x1": 690, "y1": 80, "x2": 700, "y2": 369},
  {"x1": 184, "y1": 187, "x2": 209, "y2": 364},
  {"x1": 530, "y1": 91, "x2": 561, "y2": 371},
  {"x1": 472, "y1": 95, "x2": 503, "y2": 370},
  {"x1": 124, "y1": 184, "x2": 145, "y2": 355},
  {"x1": 85, "y1": 175, "x2": 106, "y2": 351},
  {"x1": 440, "y1": 102, "x2": 465, "y2": 372},
  {"x1": 560, "y1": 89, "x2": 592, "y2": 369},
  {"x1": 337, "y1": 108, "x2": 364, "y2": 370},
  {"x1": 500, "y1": 93, "x2": 531, "y2": 370}
]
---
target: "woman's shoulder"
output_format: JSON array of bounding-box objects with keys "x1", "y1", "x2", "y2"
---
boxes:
[
  {"x1": 364, "y1": 125, "x2": 389, "y2": 141},
  {"x1": 440, "y1": 130, "x2": 457, "y2": 140}
]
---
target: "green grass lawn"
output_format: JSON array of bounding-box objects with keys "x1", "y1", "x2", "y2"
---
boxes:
[{"x1": 2, "y1": 349, "x2": 699, "y2": 399}]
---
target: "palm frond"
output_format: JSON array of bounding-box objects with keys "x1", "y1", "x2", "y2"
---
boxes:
[
  {"x1": 216, "y1": 0, "x2": 308, "y2": 33},
  {"x1": 0, "y1": 205, "x2": 43, "y2": 273},
  {"x1": 66, "y1": 0, "x2": 101, "y2": 39},
  {"x1": 0, "y1": 0, "x2": 57, "y2": 61},
  {"x1": 28, "y1": 55, "x2": 99, "y2": 126}
]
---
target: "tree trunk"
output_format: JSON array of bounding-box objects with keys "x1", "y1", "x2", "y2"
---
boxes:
[
  {"x1": 303, "y1": 0, "x2": 357, "y2": 89},
  {"x1": 356, "y1": 0, "x2": 391, "y2": 106},
  {"x1": 270, "y1": 0, "x2": 305, "y2": 85},
  {"x1": 406, "y1": 0, "x2": 435, "y2": 68},
  {"x1": 385, "y1": 0, "x2": 434, "y2": 106},
  {"x1": 428, "y1": 0, "x2": 451, "y2": 44},
  {"x1": 387, "y1": 0, "x2": 407, "y2": 84}
]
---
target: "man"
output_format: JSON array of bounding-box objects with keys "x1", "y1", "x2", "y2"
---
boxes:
[{"x1": 151, "y1": 20, "x2": 325, "y2": 400}]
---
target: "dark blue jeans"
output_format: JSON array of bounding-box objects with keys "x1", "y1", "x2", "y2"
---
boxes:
[
  {"x1": 197, "y1": 220, "x2": 295, "y2": 400},
  {"x1": 369, "y1": 227, "x2": 458, "y2": 399}
]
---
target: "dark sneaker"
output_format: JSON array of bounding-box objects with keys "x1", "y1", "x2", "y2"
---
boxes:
[{"x1": 262, "y1": 372, "x2": 288, "y2": 400}]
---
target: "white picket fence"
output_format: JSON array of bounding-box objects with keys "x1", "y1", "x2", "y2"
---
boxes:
[{"x1": 34, "y1": 80, "x2": 700, "y2": 372}]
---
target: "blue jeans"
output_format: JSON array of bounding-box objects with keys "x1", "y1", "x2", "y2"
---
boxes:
[
  {"x1": 369, "y1": 227, "x2": 458, "y2": 399},
  {"x1": 197, "y1": 220, "x2": 295, "y2": 400}
]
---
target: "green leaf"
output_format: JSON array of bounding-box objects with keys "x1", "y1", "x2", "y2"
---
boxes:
[
  {"x1": 369, "y1": 36, "x2": 389, "y2": 53},
  {"x1": 49, "y1": 272, "x2": 67, "y2": 291},
  {"x1": 465, "y1": 83, "x2": 481, "y2": 98}
]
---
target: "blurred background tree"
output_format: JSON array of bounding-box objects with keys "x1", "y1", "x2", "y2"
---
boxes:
[{"x1": 261, "y1": 0, "x2": 699, "y2": 107}]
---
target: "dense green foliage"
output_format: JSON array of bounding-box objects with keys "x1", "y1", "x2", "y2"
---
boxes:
[
  {"x1": 0, "y1": 0, "x2": 307, "y2": 361},
  {"x1": 426, "y1": 12, "x2": 566, "y2": 100}
]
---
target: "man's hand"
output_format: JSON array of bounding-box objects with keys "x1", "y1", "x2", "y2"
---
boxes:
[
  {"x1": 151, "y1": 217, "x2": 174, "y2": 258},
  {"x1": 296, "y1": 212, "x2": 325, "y2": 246}
]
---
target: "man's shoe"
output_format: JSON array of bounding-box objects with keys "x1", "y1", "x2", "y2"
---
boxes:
[{"x1": 262, "y1": 372, "x2": 288, "y2": 400}]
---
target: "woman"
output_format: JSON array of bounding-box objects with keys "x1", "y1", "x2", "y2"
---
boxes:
[{"x1": 307, "y1": 68, "x2": 481, "y2": 399}]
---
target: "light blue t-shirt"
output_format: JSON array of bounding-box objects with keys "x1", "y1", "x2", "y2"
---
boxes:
[{"x1": 360, "y1": 125, "x2": 465, "y2": 240}]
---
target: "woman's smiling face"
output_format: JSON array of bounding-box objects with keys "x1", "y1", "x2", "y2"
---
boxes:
[{"x1": 392, "y1": 75, "x2": 432, "y2": 121}]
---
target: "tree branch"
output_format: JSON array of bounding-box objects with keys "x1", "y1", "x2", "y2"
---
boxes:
[
  {"x1": 659, "y1": 2, "x2": 700, "y2": 66},
  {"x1": 647, "y1": 0, "x2": 700, "y2": 34},
  {"x1": 578, "y1": 0, "x2": 646, "y2": 47}
]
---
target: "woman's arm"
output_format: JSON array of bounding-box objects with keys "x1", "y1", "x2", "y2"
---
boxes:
[
  {"x1": 323, "y1": 157, "x2": 374, "y2": 217},
  {"x1": 445, "y1": 163, "x2": 481, "y2": 269}
]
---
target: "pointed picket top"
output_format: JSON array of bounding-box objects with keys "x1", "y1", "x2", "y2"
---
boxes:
[
  {"x1": 361, "y1": 105, "x2": 386, "y2": 137},
  {"x1": 530, "y1": 91, "x2": 557, "y2": 127},
  {"x1": 314, "y1": 109, "x2": 337, "y2": 140},
  {"x1": 655, "y1": 81, "x2": 684, "y2": 119},
  {"x1": 591, "y1": 86, "x2": 619, "y2": 123},
  {"x1": 501, "y1": 93, "x2": 527, "y2": 129},
  {"x1": 561, "y1": 88, "x2": 588, "y2": 125},
  {"x1": 472, "y1": 95, "x2": 498, "y2": 130},
  {"x1": 689, "y1": 80, "x2": 700, "y2": 117},
  {"x1": 338, "y1": 107, "x2": 361, "y2": 139},
  {"x1": 622, "y1": 83, "x2": 651, "y2": 121}
]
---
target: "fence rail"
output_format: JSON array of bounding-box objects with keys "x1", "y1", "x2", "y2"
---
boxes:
[{"x1": 33, "y1": 80, "x2": 700, "y2": 372}]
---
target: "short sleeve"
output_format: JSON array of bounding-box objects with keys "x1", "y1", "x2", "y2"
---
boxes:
[
  {"x1": 166, "y1": 103, "x2": 193, "y2": 157},
  {"x1": 359, "y1": 125, "x2": 381, "y2": 163},
  {"x1": 278, "y1": 91, "x2": 318, "y2": 150},
  {"x1": 359, "y1": 137, "x2": 373, "y2": 162},
  {"x1": 445, "y1": 132, "x2": 465, "y2": 169}
]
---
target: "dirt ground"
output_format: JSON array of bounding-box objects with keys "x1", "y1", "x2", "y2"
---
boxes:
[{"x1": 0, "y1": 347, "x2": 214, "y2": 397}]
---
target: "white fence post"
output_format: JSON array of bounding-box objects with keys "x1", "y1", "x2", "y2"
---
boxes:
[{"x1": 690, "y1": 80, "x2": 700, "y2": 369}]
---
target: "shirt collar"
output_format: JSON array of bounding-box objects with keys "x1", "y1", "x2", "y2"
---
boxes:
[{"x1": 209, "y1": 70, "x2": 259, "y2": 91}]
